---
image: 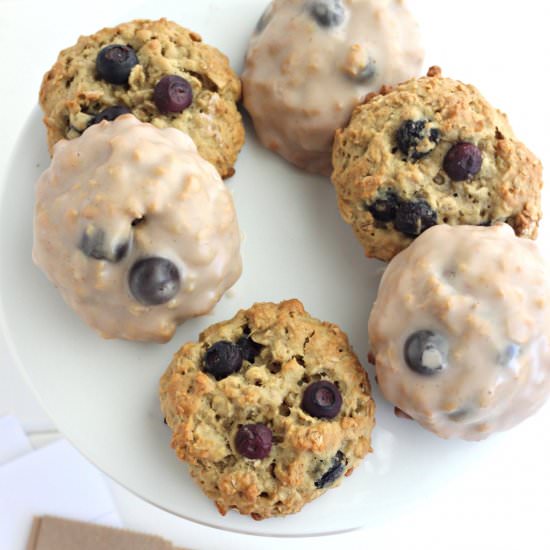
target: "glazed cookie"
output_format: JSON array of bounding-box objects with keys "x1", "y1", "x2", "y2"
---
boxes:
[
  {"x1": 33, "y1": 116, "x2": 241, "y2": 342},
  {"x1": 160, "y1": 300, "x2": 375, "y2": 518},
  {"x1": 39, "y1": 18, "x2": 244, "y2": 178},
  {"x1": 332, "y1": 67, "x2": 543, "y2": 261},
  {"x1": 242, "y1": 0, "x2": 423, "y2": 175},
  {"x1": 368, "y1": 224, "x2": 550, "y2": 440}
]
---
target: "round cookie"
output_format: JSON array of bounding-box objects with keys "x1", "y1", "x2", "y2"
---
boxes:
[
  {"x1": 39, "y1": 18, "x2": 244, "y2": 178},
  {"x1": 33, "y1": 115, "x2": 242, "y2": 342},
  {"x1": 159, "y1": 300, "x2": 375, "y2": 518},
  {"x1": 242, "y1": 0, "x2": 423, "y2": 175},
  {"x1": 368, "y1": 223, "x2": 550, "y2": 440},
  {"x1": 332, "y1": 67, "x2": 543, "y2": 261}
]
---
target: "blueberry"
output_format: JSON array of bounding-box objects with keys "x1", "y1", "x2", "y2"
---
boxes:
[
  {"x1": 153, "y1": 75, "x2": 193, "y2": 114},
  {"x1": 301, "y1": 381, "x2": 342, "y2": 419},
  {"x1": 368, "y1": 192, "x2": 399, "y2": 222},
  {"x1": 128, "y1": 257, "x2": 180, "y2": 305},
  {"x1": 404, "y1": 330, "x2": 448, "y2": 376},
  {"x1": 499, "y1": 344, "x2": 521, "y2": 372},
  {"x1": 309, "y1": 0, "x2": 345, "y2": 28},
  {"x1": 447, "y1": 408, "x2": 470, "y2": 422},
  {"x1": 443, "y1": 142, "x2": 482, "y2": 181},
  {"x1": 396, "y1": 119, "x2": 441, "y2": 161},
  {"x1": 355, "y1": 59, "x2": 376, "y2": 83},
  {"x1": 394, "y1": 200, "x2": 437, "y2": 236},
  {"x1": 96, "y1": 44, "x2": 138, "y2": 85},
  {"x1": 88, "y1": 105, "x2": 131, "y2": 127},
  {"x1": 255, "y1": 5, "x2": 273, "y2": 33},
  {"x1": 314, "y1": 451, "x2": 347, "y2": 489},
  {"x1": 204, "y1": 341, "x2": 243, "y2": 380},
  {"x1": 237, "y1": 336, "x2": 262, "y2": 363},
  {"x1": 79, "y1": 225, "x2": 129, "y2": 263},
  {"x1": 235, "y1": 424, "x2": 272, "y2": 459}
]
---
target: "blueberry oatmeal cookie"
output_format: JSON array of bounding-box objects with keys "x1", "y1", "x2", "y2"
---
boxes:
[
  {"x1": 332, "y1": 67, "x2": 543, "y2": 261},
  {"x1": 39, "y1": 18, "x2": 244, "y2": 178},
  {"x1": 368, "y1": 224, "x2": 550, "y2": 440},
  {"x1": 159, "y1": 300, "x2": 375, "y2": 518},
  {"x1": 242, "y1": 0, "x2": 423, "y2": 175},
  {"x1": 33, "y1": 116, "x2": 241, "y2": 342}
]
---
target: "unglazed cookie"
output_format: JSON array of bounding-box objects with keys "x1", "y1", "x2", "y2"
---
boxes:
[
  {"x1": 33, "y1": 115, "x2": 241, "y2": 342},
  {"x1": 242, "y1": 0, "x2": 423, "y2": 175},
  {"x1": 39, "y1": 18, "x2": 244, "y2": 178},
  {"x1": 332, "y1": 67, "x2": 543, "y2": 261},
  {"x1": 368, "y1": 224, "x2": 550, "y2": 440},
  {"x1": 160, "y1": 300, "x2": 375, "y2": 518}
]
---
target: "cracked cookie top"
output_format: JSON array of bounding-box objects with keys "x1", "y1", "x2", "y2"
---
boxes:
[
  {"x1": 39, "y1": 18, "x2": 244, "y2": 178},
  {"x1": 159, "y1": 299, "x2": 375, "y2": 519},
  {"x1": 332, "y1": 67, "x2": 543, "y2": 261}
]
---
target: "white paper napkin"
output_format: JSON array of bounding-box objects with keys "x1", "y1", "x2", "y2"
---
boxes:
[
  {"x1": 0, "y1": 415, "x2": 32, "y2": 464},
  {"x1": 0, "y1": 416, "x2": 122, "y2": 550}
]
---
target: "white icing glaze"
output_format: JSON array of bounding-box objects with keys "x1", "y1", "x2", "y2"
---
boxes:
[
  {"x1": 33, "y1": 115, "x2": 242, "y2": 342},
  {"x1": 242, "y1": 0, "x2": 424, "y2": 175},
  {"x1": 368, "y1": 224, "x2": 550, "y2": 440}
]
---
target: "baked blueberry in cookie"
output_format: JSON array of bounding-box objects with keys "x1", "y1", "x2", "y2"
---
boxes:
[
  {"x1": 443, "y1": 142, "x2": 482, "y2": 181},
  {"x1": 236, "y1": 334, "x2": 263, "y2": 363},
  {"x1": 301, "y1": 381, "x2": 342, "y2": 418},
  {"x1": 153, "y1": 75, "x2": 193, "y2": 114},
  {"x1": 204, "y1": 341, "x2": 244, "y2": 380},
  {"x1": 314, "y1": 451, "x2": 347, "y2": 488},
  {"x1": 309, "y1": 0, "x2": 346, "y2": 28},
  {"x1": 79, "y1": 224, "x2": 130, "y2": 263},
  {"x1": 367, "y1": 193, "x2": 437, "y2": 237},
  {"x1": 396, "y1": 119, "x2": 441, "y2": 160},
  {"x1": 367, "y1": 191, "x2": 399, "y2": 222},
  {"x1": 128, "y1": 257, "x2": 181, "y2": 306},
  {"x1": 393, "y1": 200, "x2": 437, "y2": 237},
  {"x1": 255, "y1": 4, "x2": 274, "y2": 33},
  {"x1": 39, "y1": 18, "x2": 244, "y2": 178},
  {"x1": 403, "y1": 331, "x2": 448, "y2": 376},
  {"x1": 96, "y1": 44, "x2": 139, "y2": 84},
  {"x1": 332, "y1": 67, "x2": 543, "y2": 261},
  {"x1": 88, "y1": 105, "x2": 131, "y2": 127},
  {"x1": 159, "y1": 300, "x2": 375, "y2": 519},
  {"x1": 235, "y1": 424, "x2": 273, "y2": 459}
]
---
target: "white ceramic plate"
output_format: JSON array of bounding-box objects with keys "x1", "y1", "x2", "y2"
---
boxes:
[{"x1": 1, "y1": 0, "x2": 550, "y2": 538}]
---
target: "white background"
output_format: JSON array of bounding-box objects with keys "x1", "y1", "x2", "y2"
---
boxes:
[{"x1": 1, "y1": 1, "x2": 549, "y2": 548}]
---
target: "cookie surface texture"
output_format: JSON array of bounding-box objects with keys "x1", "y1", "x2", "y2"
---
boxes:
[
  {"x1": 39, "y1": 18, "x2": 244, "y2": 178},
  {"x1": 332, "y1": 67, "x2": 543, "y2": 261},
  {"x1": 33, "y1": 116, "x2": 242, "y2": 343},
  {"x1": 368, "y1": 223, "x2": 550, "y2": 440},
  {"x1": 159, "y1": 300, "x2": 375, "y2": 518}
]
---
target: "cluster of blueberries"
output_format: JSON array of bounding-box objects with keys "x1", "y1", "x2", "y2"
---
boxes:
[
  {"x1": 201, "y1": 333, "x2": 347, "y2": 489},
  {"x1": 89, "y1": 43, "x2": 193, "y2": 127},
  {"x1": 368, "y1": 119, "x2": 484, "y2": 237}
]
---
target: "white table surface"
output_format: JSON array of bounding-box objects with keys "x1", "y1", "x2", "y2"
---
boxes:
[{"x1": 1, "y1": 1, "x2": 549, "y2": 548}]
